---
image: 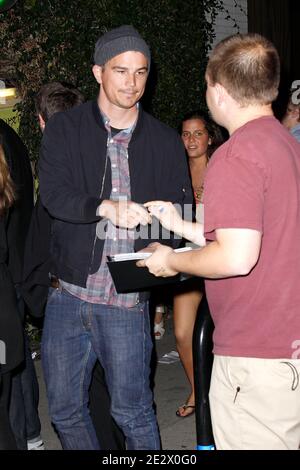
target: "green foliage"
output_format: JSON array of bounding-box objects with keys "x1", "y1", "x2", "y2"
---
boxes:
[
  {"x1": 0, "y1": 0, "x2": 222, "y2": 166},
  {"x1": 0, "y1": 0, "x2": 18, "y2": 13}
]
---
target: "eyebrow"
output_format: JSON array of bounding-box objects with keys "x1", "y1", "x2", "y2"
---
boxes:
[
  {"x1": 181, "y1": 129, "x2": 207, "y2": 134},
  {"x1": 112, "y1": 66, "x2": 148, "y2": 72},
  {"x1": 182, "y1": 127, "x2": 207, "y2": 132}
]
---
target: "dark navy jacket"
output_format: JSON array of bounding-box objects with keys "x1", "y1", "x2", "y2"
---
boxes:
[{"x1": 38, "y1": 101, "x2": 193, "y2": 288}]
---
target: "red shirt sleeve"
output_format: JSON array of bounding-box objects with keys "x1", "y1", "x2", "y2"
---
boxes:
[{"x1": 204, "y1": 153, "x2": 267, "y2": 240}]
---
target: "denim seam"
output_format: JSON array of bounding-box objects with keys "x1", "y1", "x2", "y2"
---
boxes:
[
  {"x1": 142, "y1": 305, "x2": 158, "y2": 447},
  {"x1": 78, "y1": 302, "x2": 93, "y2": 420},
  {"x1": 78, "y1": 342, "x2": 92, "y2": 419}
]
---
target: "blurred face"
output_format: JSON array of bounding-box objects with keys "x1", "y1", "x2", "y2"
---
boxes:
[
  {"x1": 181, "y1": 118, "x2": 211, "y2": 159},
  {"x1": 93, "y1": 51, "x2": 148, "y2": 110},
  {"x1": 282, "y1": 103, "x2": 300, "y2": 130}
]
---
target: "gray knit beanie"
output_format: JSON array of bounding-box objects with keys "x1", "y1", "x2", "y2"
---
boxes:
[{"x1": 94, "y1": 25, "x2": 151, "y2": 68}]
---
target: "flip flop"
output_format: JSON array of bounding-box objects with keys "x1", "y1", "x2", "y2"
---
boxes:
[
  {"x1": 154, "y1": 320, "x2": 165, "y2": 340},
  {"x1": 176, "y1": 403, "x2": 195, "y2": 418},
  {"x1": 158, "y1": 351, "x2": 179, "y2": 364}
]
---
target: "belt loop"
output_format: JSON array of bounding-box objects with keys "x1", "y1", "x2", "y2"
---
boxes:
[{"x1": 50, "y1": 275, "x2": 60, "y2": 289}]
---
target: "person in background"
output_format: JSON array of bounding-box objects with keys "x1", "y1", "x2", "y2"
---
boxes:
[
  {"x1": 35, "y1": 82, "x2": 84, "y2": 131},
  {"x1": 141, "y1": 33, "x2": 300, "y2": 450},
  {"x1": 173, "y1": 111, "x2": 223, "y2": 418},
  {"x1": 152, "y1": 114, "x2": 223, "y2": 346},
  {"x1": 22, "y1": 82, "x2": 84, "y2": 318},
  {"x1": 0, "y1": 118, "x2": 45, "y2": 450},
  {"x1": 281, "y1": 94, "x2": 300, "y2": 143},
  {"x1": 0, "y1": 140, "x2": 24, "y2": 449},
  {"x1": 153, "y1": 303, "x2": 167, "y2": 340},
  {"x1": 38, "y1": 25, "x2": 192, "y2": 450},
  {"x1": 145, "y1": 112, "x2": 223, "y2": 417},
  {"x1": 22, "y1": 81, "x2": 125, "y2": 450}
]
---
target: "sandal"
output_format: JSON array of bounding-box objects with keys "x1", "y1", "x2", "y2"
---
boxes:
[
  {"x1": 154, "y1": 320, "x2": 165, "y2": 340},
  {"x1": 176, "y1": 403, "x2": 195, "y2": 418}
]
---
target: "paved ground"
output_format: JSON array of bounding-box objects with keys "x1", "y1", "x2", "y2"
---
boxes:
[{"x1": 35, "y1": 311, "x2": 197, "y2": 450}]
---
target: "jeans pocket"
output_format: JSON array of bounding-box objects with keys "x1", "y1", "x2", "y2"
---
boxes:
[{"x1": 227, "y1": 357, "x2": 254, "y2": 397}]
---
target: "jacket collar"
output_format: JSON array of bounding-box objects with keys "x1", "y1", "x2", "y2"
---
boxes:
[{"x1": 91, "y1": 100, "x2": 144, "y2": 143}]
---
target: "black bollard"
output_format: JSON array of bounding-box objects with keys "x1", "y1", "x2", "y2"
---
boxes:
[{"x1": 192, "y1": 294, "x2": 215, "y2": 450}]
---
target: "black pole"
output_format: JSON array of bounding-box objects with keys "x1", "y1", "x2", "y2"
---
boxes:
[{"x1": 192, "y1": 294, "x2": 215, "y2": 450}]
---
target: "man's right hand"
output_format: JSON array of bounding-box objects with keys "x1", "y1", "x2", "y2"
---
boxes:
[
  {"x1": 144, "y1": 200, "x2": 184, "y2": 233},
  {"x1": 98, "y1": 200, "x2": 151, "y2": 229}
]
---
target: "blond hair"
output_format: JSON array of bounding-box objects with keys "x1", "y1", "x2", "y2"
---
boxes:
[{"x1": 206, "y1": 33, "x2": 280, "y2": 106}]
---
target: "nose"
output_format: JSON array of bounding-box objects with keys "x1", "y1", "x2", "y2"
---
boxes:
[
  {"x1": 188, "y1": 134, "x2": 196, "y2": 143},
  {"x1": 126, "y1": 73, "x2": 136, "y2": 87}
]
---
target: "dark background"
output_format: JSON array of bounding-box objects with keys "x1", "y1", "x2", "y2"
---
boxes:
[{"x1": 248, "y1": 0, "x2": 300, "y2": 117}]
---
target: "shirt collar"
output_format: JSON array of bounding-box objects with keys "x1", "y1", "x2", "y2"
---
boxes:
[
  {"x1": 291, "y1": 123, "x2": 300, "y2": 134},
  {"x1": 99, "y1": 103, "x2": 139, "y2": 136}
]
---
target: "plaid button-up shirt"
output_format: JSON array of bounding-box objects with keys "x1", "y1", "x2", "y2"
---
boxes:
[{"x1": 60, "y1": 109, "x2": 139, "y2": 307}]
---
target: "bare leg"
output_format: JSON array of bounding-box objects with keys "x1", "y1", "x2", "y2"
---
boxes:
[
  {"x1": 173, "y1": 289, "x2": 203, "y2": 417},
  {"x1": 154, "y1": 304, "x2": 165, "y2": 340}
]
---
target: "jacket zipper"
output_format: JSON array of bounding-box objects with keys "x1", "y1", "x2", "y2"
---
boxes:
[{"x1": 89, "y1": 151, "x2": 109, "y2": 272}]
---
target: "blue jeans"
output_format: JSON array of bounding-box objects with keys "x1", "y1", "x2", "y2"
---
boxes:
[{"x1": 41, "y1": 287, "x2": 160, "y2": 450}]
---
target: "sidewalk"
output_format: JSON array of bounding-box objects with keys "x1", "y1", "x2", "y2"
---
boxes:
[{"x1": 35, "y1": 312, "x2": 197, "y2": 450}]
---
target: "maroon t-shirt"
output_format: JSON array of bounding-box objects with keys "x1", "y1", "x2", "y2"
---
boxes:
[{"x1": 204, "y1": 116, "x2": 300, "y2": 359}]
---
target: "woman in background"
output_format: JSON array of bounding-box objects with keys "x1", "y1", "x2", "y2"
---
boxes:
[
  {"x1": 0, "y1": 142, "x2": 24, "y2": 449},
  {"x1": 147, "y1": 112, "x2": 223, "y2": 417}
]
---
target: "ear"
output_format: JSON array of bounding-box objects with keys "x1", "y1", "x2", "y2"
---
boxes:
[
  {"x1": 215, "y1": 83, "x2": 226, "y2": 106},
  {"x1": 92, "y1": 64, "x2": 103, "y2": 85},
  {"x1": 208, "y1": 137, "x2": 212, "y2": 146},
  {"x1": 38, "y1": 114, "x2": 45, "y2": 132}
]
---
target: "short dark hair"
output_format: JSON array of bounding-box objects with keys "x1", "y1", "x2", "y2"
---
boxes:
[
  {"x1": 35, "y1": 82, "x2": 85, "y2": 122},
  {"x1": 206, "y1": 33, "x2": 280, "y2": 106},
  {"x1": 181, "y1": 110, "x2": 224, "y2": 158}
]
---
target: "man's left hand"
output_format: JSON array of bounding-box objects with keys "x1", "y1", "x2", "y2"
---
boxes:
[{"x1": 137, "y1": 244, "x2": 178, "y2": 277}]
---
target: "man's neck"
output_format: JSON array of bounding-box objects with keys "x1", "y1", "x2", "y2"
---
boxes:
[
  {"x1": 227, "y1": 104, "x2": 274, "y2": 135},
  {"x1": 98, "y1": 95, "x2": 138, "y2": 129}
]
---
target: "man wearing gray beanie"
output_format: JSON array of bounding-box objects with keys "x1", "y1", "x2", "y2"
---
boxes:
[
  {"x1": 94, "y1": 25, "x2": 151, "y2": 68},
  {"x1": 39, "y1": 25, "x2": 192, "y2": 450}
]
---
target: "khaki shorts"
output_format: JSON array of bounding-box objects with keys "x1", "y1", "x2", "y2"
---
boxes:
[{"x1": 209, "y1": 355, "x2": 300, "y2": 450}]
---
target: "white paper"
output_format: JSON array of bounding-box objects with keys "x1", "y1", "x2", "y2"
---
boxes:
[{"x1": 109, "y1": 246, "x2": 192, "y2": 262}]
